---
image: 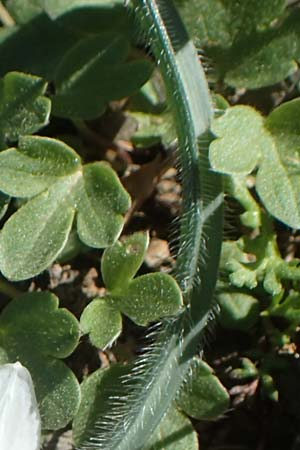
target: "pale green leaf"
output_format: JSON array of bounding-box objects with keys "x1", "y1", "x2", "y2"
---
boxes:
[
  {"x1": 257, "y1": 99, "x2": 300, "y2": 228},
  {"x1": 218, "y1": 291, "x2": 260, "y2": 331},
  {"x1": 6, "y1": 0, "x2": 42, "y2": 23},
  {"x1": 80, "y1": 297, "x2": 122, "y2": 349},
  {"x1": 210, "y1": 106, "x2": 273, "y2": 174},
  {"x1": 102, "y1": 232, "x2": 149, "y2": 290},
  {"x1": 0, "y1": 136, "x2": 130, "y2": 280},
  {"x1": 210, "y1": 101, "x2": 300, "y2": 228},
  {"x1": 0, "y1": 136, "x2": 80, "y2": 198},
  {"x1": 0, "y1": 72, "x2": 50, "y2": 149}
]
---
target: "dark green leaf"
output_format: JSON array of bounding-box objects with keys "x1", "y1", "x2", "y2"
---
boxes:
[
  {"x1": 115, "y1": 273, "x2": 183, "y2": 326},
  {"x1": 0, "y1": 291, "x2": 80, "y2": 429},
  {"x1": 177, "y1": 1, "x2": 299, "y2": 88},
  {"x1": 177, "y1": 359, "x2": 229, "y2": 420},
  {"x1": 0, "y1": 14, "x2": 80, "y2": 80},
  {"x1": 73, "y1": 364, "x2": 130, "y2": 446},
  {"x1": 52, "y1": 33, "x2": 154, "y2": 119},
  {"x1": 145, "y1": 406, "x2": 198, "y2": 450}
]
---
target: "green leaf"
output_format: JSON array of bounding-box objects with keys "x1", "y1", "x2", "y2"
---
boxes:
[
  {"x1": 102, "y1": 232, "x2": 149, "y2": 290},
  {"x1": 210, "y1": 101, "x2": 300, "y2": 228},
  {"x1": 256, "y1": 99, "x2": 300, "y2": 228},
  {"x1": 0, "y1": 135, "x2": 80, "y2": 198},
  {"x1": 177, "y1": 1, "x2": 299, "y2": 89},
  {"x1": 210, "y1": 106, "x2": 273, "y2": 174},
  {"x1": 0, "y1": 72, "x2": 50, "y2": 149},
  {"x1": 218, "y1": 291, "x2": 260, "y2": 331},
  {"x1": 52, "y1": 33, "x2": 154, "y2": 119},
  {"x1": 73, "y1": 364, "x2": 130, "y2": 447},
  {"x1": 177, "y1": 0, "x2": 286, "y2": 48},
  {"x1": 177, "y1": 359, "x2": 229, "y2": 421},
  {"x1": 268, "y1": 291, "x2": 300, "y2": 324},
  {"x1": 145, "y1": 406, "x2": 198, "y2": 450},
  {"x1": 0, "y1": 14, "x2": 80, "y2": 80},
  {"x1": 80, "y1": 297, "x2": 122, "y2": 349},
  {"x1": 114, "y1": 273, "x2": 183, "y2": 326},
  {"x1": 6, "y1": 0, "x2": 42, "y2": 23},
  {"x1": 0, "y1": 291, "x2": 80, "y2": 429},
  {"x1": 0, "y1": 136, "x2": 131, "y2": 280},
  {"x1": 43, "y1": 0, "x2": 130, "y2": 36}
]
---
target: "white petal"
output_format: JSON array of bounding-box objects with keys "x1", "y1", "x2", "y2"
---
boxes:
[{"x1": 0, "y1": 362, "x2": 41, "y2": 450}]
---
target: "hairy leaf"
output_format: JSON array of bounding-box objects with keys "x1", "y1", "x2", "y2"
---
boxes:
[
  {"x1": 145, "y1": 406, "x2": 198, "y2": 450},
  {"x1": 0, "y1": 72, "x2": 50, "y2": 149},
  {"x1": 210, "y1": 101, "x2": 300, "y2": 228},
  {"x1": 80, "y1": 297, "x2": 122, "y2": 349},
  {"x1": 0, "y1": 136, "x2": 130, "y2": 280},
  {"x1": 73, "y1": 364, "x2": 130, "y2": 447},
  {"x1": 102, "y1": 232, "x2": 149, "y2": 290},
  {"x1": 0, "y1": 292, "x2": 80, "y2": 429},
  {"x1": 177, "y1": 0, "x2": 299, "y2": 88},
  {"x1": 177, "y1": 359, "x2": 229, "y2": 420},
  {"x1": 115, "y1": 273, "x2": 183, "y2": 326}
]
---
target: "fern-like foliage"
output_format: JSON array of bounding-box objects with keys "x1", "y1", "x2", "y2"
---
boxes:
[{"x1": 77, "y1": 1, "x2": 223, "y2": 449}]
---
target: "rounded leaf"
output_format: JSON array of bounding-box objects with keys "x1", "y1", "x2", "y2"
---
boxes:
[
  {"x1": 80, "y1": 297, "x2": 122, "y2": 349},
  {"x1": 218, "y1": 291, "x2": 260, "y2": 331},
  {"x1": 177, "y1": 359, "x2": 229, "y2": 421},
  {"x1": 116, "y1": 272, "x2": 183, "y2": 326}
]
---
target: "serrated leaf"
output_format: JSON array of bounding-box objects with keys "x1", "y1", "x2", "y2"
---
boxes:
[
  {"x1": 73, "y1": 364, "x2": 130, "y2": 447},
  {"x1": 80, "y1": 297, "x2": 122, "y2": 349},
  {"x1": 102, "y1": 232, "x2": 149, "y2": 290},
  {"x1": 114, "y1": 272, "x2": 183, "y2": 326},
  {"x1": 0, "y1": 72, "x2": 50, "y2": 149},
  {"x1": 145, "y1": 406, "x2": 198, "y2": 450},
  {"x1": 0, "y1": 291, "x2": 80, "y2": 429},
  {"x1": 0, "y1": 136, "x2": 130, "y2": 280},
  {"x1": 218, "y1": 291, "x2": 260, "y2": 331},
  {"x1": 177, "y1": 359, "x2": 229, "y2": 421},
  {"x1": 52, "y1": 33, "x2": 154, "y2": 119}
]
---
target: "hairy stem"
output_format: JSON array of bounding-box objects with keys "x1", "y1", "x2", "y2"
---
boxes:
[{"x1": 78, "y1": 1, "x2": 223, "y2": 449}]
